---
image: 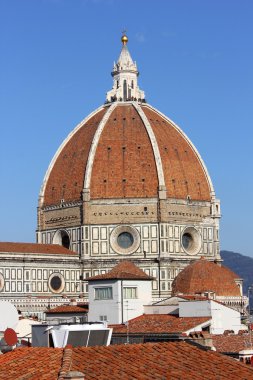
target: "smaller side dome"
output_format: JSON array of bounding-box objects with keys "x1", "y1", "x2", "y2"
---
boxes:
[{"x1": 172, "y1": 258, "x2": 241, "y2": 297}]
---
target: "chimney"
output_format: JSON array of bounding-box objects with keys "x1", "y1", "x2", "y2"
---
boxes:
[{"x1": 63, "y1": 371, "x2": 85, "y2": 380}]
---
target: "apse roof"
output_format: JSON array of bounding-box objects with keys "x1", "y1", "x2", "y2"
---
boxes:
[{"x1": 172, "y1": 257, "x2": 241, "y2": 297}]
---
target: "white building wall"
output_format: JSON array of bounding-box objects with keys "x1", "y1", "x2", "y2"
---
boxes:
[
  {"x1": 88, "y1": 279, "x2": 152, "y2": 325},
  {"x1": 179, "y1": 300, "x2": 243, "y2": 334},
  {"x1": 122, "y1": 280, "x2": 152, "y2": 323},
  {"x1": 88, "y1": 280, "x2": 122, "y2": 324}
]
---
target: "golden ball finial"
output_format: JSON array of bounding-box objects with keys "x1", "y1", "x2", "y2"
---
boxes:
[{"x1": 121, "y1": 34, "x2": 128, "y2": 45}]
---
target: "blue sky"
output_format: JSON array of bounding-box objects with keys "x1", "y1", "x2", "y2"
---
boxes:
[{"x1": 1, "y1": 0, "x2": 252, "y2": 257}]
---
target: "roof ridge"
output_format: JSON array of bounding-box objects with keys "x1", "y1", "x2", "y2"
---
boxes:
[{"x1": 58, "y1": 347, "x2": 73, "y2": 380}]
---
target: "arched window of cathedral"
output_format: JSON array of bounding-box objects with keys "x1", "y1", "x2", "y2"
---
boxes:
[
  {"x1": 53, "y1": 229, "x2": 70, "y2": 249},
  {"x1": 131, "y1": 80, "x2": 134, "y2": 89},
  {"x1": 62, "y1": 234, "x2": 70, "y2": 249}
]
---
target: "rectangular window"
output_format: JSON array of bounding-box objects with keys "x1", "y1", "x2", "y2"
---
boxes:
[
  {"x1": 123, "y1": 287, "x2": 137, "y2": 299},
  {"x1": 94, "y1": 287, "x2": 113, "y2": 300},
  {"x1": 17, "y1": 281, "x2": 22, "y2": 292},
  {"x1": 85, "y1": 271, "x2": 90, "y2": 279},
  {"x1": 5, "y1": 269, "x2": 10, "y2": 279},
  {"x1": 37, "y1": 270, "x2": 42, "y2": 280},
  {"x1": 37, "y1": 282, "x2": 42, "y2": 292},
  {"x1": 17, "y1": 269, "x2": 22, "y2": 280},
  {"x1": 161, "y1": 270, "x2": 166, "y2": 280},
  {"x1": 99, "y1": 315, "x2": 107, "y2": 321},
  {"x1": 152, "y1": 281, "x2": 158, "y2": 290},
  {"x1": 11, "y1": 282, "x2": 16, "y2": 292}
]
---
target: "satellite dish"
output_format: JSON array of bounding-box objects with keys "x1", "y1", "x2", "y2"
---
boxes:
[
  {"x1": 0, "y1": 301, "x2": 19, "y2": 331},
  {"x1": 4, "y1": 328, "x2": 18, "y2": 346}
]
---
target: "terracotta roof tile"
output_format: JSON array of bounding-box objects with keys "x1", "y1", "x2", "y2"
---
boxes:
[
  {"x1": 46, "y1": 305, "x2": 88, "y2": 314},
  {"x1": 42, "y1": 103, "x2": 213, "y2": 205},
  {"x1": 110, "y1": 314, "x2": 211, "y2": 334},
  {"x1": 179, "y1": 295, "x2": 208, "y2": 301},
  {"x1": 212, "y1": 333, "x2": 253, "y2": 353},
  {"x1": 43, "y1": 107, "x2": 107, "y2": 206},
  {"x1": 2, "y1": 342, "x2": 253, "y2": 379},
  {"x1": 90, "y1": 104, "x2": 158, "y2": 199},
  {"x1": 0, "y1": 242, "x2": 77, "y2": 255},
  {"x1": 172, "y1": 257, "x2": 241, "y2": 297},
  {"x1": 87, "y1": 261, "x2": 152, "y2": 281},
  {"x1": 141, "y1": 105, "x2": 211, "y2": 201},
  {"x1": 0, "y1": 347, "x2": 62, "y2": 380}
]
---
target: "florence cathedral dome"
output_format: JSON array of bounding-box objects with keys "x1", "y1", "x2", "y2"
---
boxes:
[{"x1": 37, "y1": 34, "x2": 221, "y2": 300}]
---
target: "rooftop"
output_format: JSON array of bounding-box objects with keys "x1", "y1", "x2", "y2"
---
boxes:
[
  {"x1": 212, "y1": 333, "x2": 253, "y2": 354},
  {"x1": 1, "y1": 342, "x2": 253, "y2": 379},
  {"x1": 87, "y1": 261, "x2": 153, "y2": 281},
  {"x1": 46, "y1": 305, "x2": 88, "y2": 314},
  {"x1": 110, "y1": 314, "x2": 211, "y2": 334},
  {"x1": 172, "y1": 257, "x2": 241, "y2": 297},
  {"x1": 0, "y1": 242, "x2": 77, "y2": 255}
]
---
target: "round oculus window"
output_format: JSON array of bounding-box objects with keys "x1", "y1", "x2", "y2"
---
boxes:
[
  {"x1": 110, "y1": 225, "x2": 140, "y2": 255},
  {"x1": 117, "y1": 232, "x2": 134, "y2": 249},
  {"x1": 182, "y1": 233, "x2": 193, "y2": 251},
  {"x1": 181, "y1": 227, "x2": 201, "y2": 255},
  {"x1": 48, "y1": 273, "x2": 65, "y2": 294}
]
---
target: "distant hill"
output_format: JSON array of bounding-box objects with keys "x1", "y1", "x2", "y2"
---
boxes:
[{"x1": 221, "y1": 250, "x2": 253, "y2": 295}]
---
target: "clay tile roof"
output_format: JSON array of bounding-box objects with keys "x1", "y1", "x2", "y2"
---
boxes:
[
  {"x1": 178, "y1": 295, "x2": 208, "y2": 301},
  {"x1": 41, "y1": 103, "x2": 213, "y2": 206},
  {"x1": 0, "y1": 242, "x2": 77, "y2": 255},
  {"x1": 110, "y1": 314, "x2": 211, "y2": 334},
  {"x1": 1, "y1": 342, "x2": 253, "y2": 379},
  {"x1": 0, "y1": 347, "x2": 62, "y2": 380},
  {"x1": 212, "y1": 333, "x2": 253, "y2": 353},
  {"x1": 46, "y1": 305, "x2": 88, "y2": 314},
  {"x1": 87, "y1": 261, "x2": 153, "y2": 281},
  {"x1": 172, "y1": 257, "x2": 241, "y2": 297}
]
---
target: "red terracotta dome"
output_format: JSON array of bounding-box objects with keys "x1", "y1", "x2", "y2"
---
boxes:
[
  {"x1": 40, "y1": 103, "x2": 213, "y2": 207},
  {"x1": 172, "y1": 258, "x2": 241, "y2": 297}
]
